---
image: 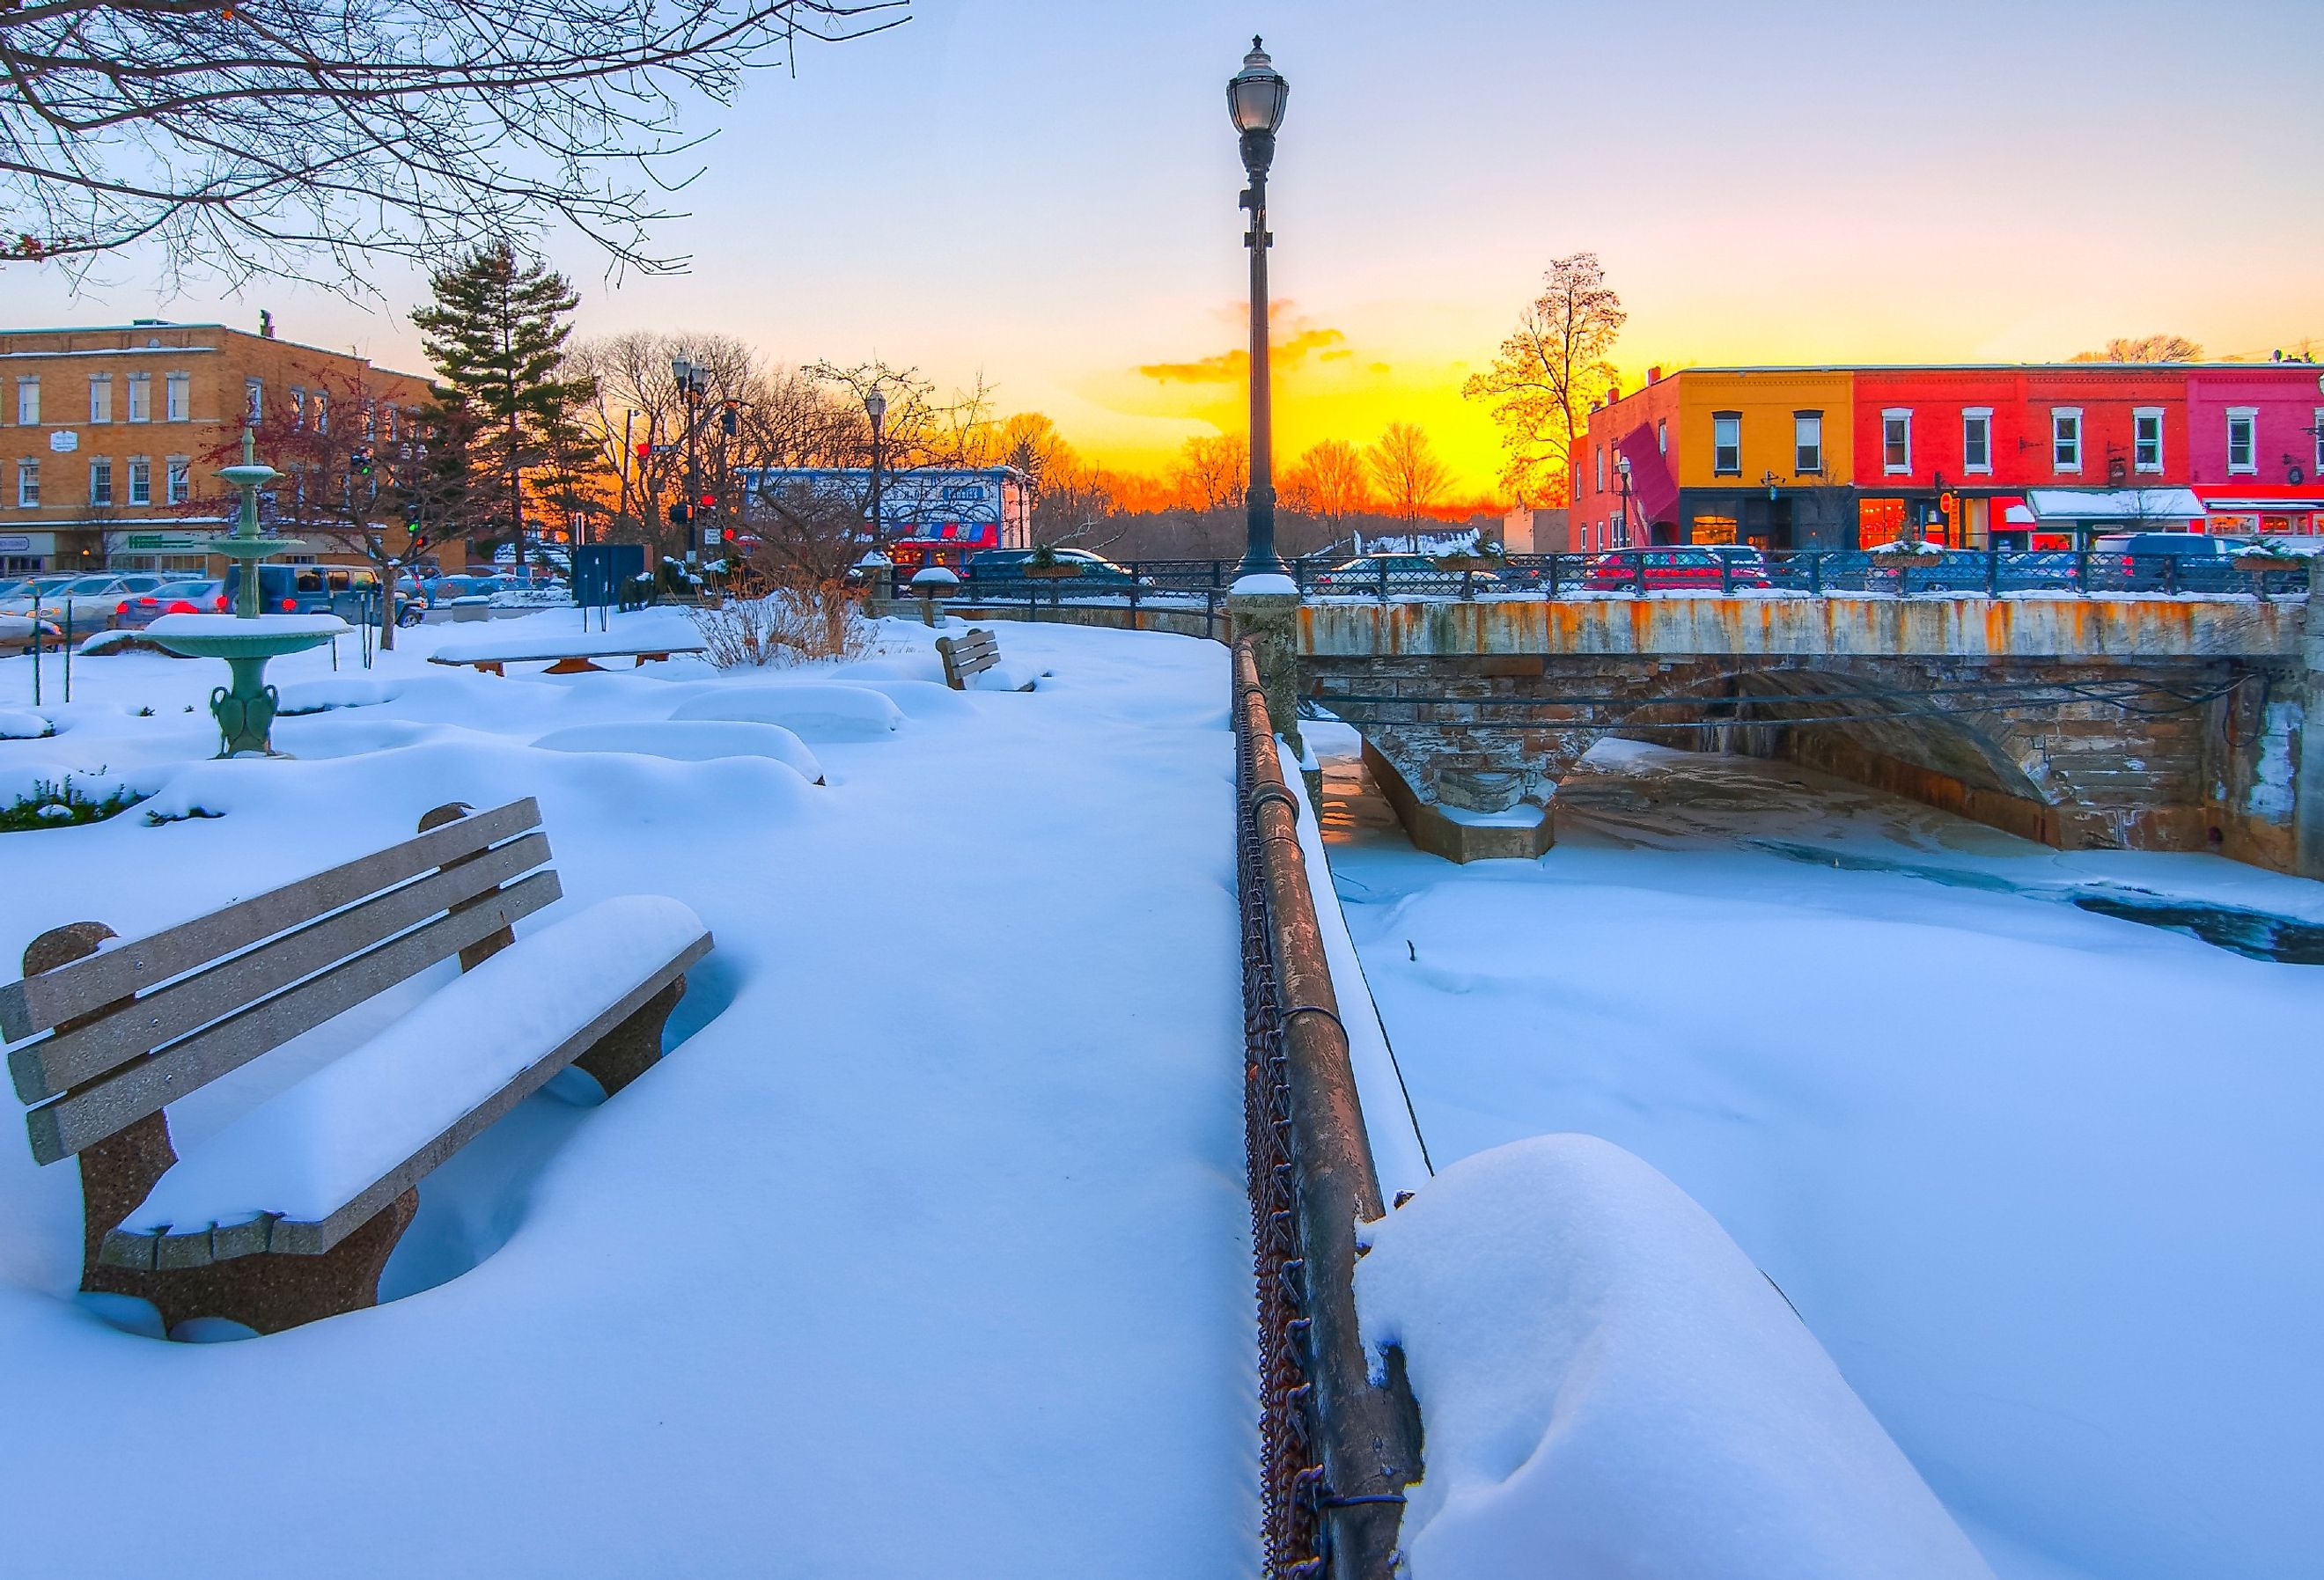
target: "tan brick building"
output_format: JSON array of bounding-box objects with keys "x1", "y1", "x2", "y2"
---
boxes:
[{"x1": 0, "y1": 317, "x2": 438, "y2": 577}]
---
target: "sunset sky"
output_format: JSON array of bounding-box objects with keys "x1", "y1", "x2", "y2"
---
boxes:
[{"x1": 11, "y1": 0, "x2": 2323, "y2": 500}]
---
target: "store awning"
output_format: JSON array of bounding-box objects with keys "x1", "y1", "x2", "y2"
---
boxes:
[{"x1": 2022, "y1": 488, "x2": 2204, "y2": 523}]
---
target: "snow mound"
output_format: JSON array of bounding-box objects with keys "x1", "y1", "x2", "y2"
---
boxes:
[
  {"x1": 277, "y1": 677, "x2": 404, "y2": 716},
  {"x1": 1232, "y1": 572, "x2": 1299, "y2": 597},
  {"x1": 121, "y1": 896, "x2": 709, "y2": 1236},
  {"x1": 668, "y1": 682, "x2": 903, "y2": 742},
  {"x1": 0, "y1": 709, "x2": 51, "y2": 740},
  {"x1": 1356, "y1": 1134, "x2": 1992, "y2": 1580},
  {"x1": 841, "y1": 677, "x2": 973, "y2": 718},
  {"x1": 430, "y1": 614, "x2": 702, "y2": 665},
  {"x1": 530, "y1": 720, "x2": 825, "y2": 783}
]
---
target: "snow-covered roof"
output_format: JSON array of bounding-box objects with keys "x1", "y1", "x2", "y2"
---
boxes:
[{"x1": 2022, "y1": 488, "x2": 2204, "y2": 522}]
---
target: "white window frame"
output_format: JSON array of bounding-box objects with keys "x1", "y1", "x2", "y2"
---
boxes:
[
  {"x1": 127, "y1": 456, "x2": 151, "y2": 505},
  {"x1": 313, "y1": 391, "x2": 328, "y2": 434},
  {"x1": 165, "y1": 455, "x2": 191, "y2": 504},
  {"x1": 2313, "y1": 408, "x2": 2323, "y2": 476},
  {"x1": 2132, "y1": 408, "x2": 2165, "y2": 474},
  {"x1": 2052, "y1": 407, "x2": 2083, "y2": 474},
  {"x1": 1595, "y1": 445, "x2": 1607, "y2": 494},
  {"x1": 89, "y1": 456, "x2": 114, "y2": 507},
  {"x1": 290, "y1": 387, "x2": 306, "y2": 430},
  {"x1": 246, "y1": 378, "x2": 263, "y2": 423},
  {"x1": 16, "y1": 458, "x2": 38, "y2": 508},
  {"x1": 1882, "y1": 408, "x2": 1913, "y2": 475},
  {"x1": 126, "y1": 371, "x2": 151, "y2": 423},
  {"x1": 15, "y1": 376, "x2": 39, "y2": 427},
  {"x1": 2226, "y1": 407, "x2": 2258, "y2": 474},
  {"x1": 164, "y1": 371, "x2": 191, "y2": 422},
  {"x1": 1961, "y1": 408, "x2": 1993, "y2": 474},
  {"x1": 1794, "y1": 411, "x2": 1823, "y2": 474},
  {"x1": 89, "y1": 375, "x2": 113, "y2": 424},
  {"x1": 1656, "y1": 418, "x2": 1667, "y2": 455},
  {"x1": 1711, "y1": 412, "x2": 1741, "y2": 475}
]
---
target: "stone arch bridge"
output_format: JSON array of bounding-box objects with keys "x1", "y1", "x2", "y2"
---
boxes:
[{"x1": 1292, "y1": 598, "x2": 2317, "y2": 872}]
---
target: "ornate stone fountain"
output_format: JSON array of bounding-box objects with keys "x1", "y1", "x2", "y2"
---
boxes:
[{"x1": 148, "y1": 431, "x2": 345, "y2": 756}]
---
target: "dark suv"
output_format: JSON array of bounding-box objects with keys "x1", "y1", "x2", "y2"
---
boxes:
[
  {"x1": 2091, "y1": 533, "x2": 2243, "y2": 592},
  {"x1": 225, "y1": 564, "x2": 423, "y2": 624}
]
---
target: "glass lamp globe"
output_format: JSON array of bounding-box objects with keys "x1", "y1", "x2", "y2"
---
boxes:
[{"x1": 1228, "y1": 37, "x2": 1288, "y2": 135}]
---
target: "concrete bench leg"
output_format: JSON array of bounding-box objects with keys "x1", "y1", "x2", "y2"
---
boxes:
[
  {"x1": 94, "y1": 1188, "x2": 420, "y2": 1337},
  {"x1": 575, "y1": 976, "x2": 687, "y2": 1096}
]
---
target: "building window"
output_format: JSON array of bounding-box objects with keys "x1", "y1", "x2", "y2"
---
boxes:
[
  {"x1": 2314, "y1": 408, "x2": 2323, "y2": 475},
  {"x1": 15, "y1": 376, "x2": 39, "y2": 426},
  {"x1": 1656, "y1": 418, "x2": 1667, "y2": 455},
  {"x1": 1794, "y1": 411, "x2": 1823, "y2": 474},
  {"x1": 16, "y1": 459, "x2": 37, "y2": 508},
  {"x1": 2052, "y1": 408, "x2": 2083, "y2": 473},
  {"x1": 127, "y1": 457, "x2": 151, "y2": 504},
  {"x1": 165, "y1": 371, "x2": 191, "y2": 422},
  {"x1": 1712, "y1": 412, "x2": 1740, "y2": 474},
  {"x1": 127, "y1": 371, "x2": 152, "y2": 423},
  {"x1": 313, "y1": 391, "x2": 328, "y2": 433},
  {"x1": 2133, "y1": 408, "x2": 2164, "y2": 473},
  {"x1": 246, "y1": 378, "x2": 263, "y2": 423},
  {"x1": 1882, "y1": 408, "x2": 1912, "y2": 474},
  {"x1": 89, "y1": 457, "x2": 114, "y2": 507},
  {"x1": 90, "y1": 375, "x2": 113, "y2": 424},
  {"x1": 290, "y1": 387, "x2": 306, "y2": 429},
  {"x1": 1962, "y1": 408, "x2": 1992, "y2": 474},
  {"x1": 165, "y1": 455, "x2": 191, "y2": 504},
  {"x1": 2226, "y1": 408, "x2": 2257, "y2": 474},
  {"x1": 1595, "y1": 445, "x2": 1607, "y2": 494}
]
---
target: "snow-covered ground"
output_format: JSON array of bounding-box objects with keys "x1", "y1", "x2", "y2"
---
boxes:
[
  {"x1": 1314, "y1": 724, "x2": 2324, "y2": 1580},
  {"x1": 0, "y1": 611, "x2": 1256, "y2": 1577}
]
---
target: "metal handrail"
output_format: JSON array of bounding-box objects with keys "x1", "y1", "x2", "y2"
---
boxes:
[{"x1": 1234, "y1": 639, "x2": 1420, "y2": 1579}]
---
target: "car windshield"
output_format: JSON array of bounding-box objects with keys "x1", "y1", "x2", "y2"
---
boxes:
[{"x1": 65, "y1": 577, "x2": 121, "y2": 592}]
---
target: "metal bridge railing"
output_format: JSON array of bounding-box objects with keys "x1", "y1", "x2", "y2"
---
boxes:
[{"x1": 1234, "y1": 640, "x2": 1421, "y2": 1580}]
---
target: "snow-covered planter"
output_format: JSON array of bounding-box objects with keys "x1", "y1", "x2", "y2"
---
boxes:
[
  {"x1": 1864, "y1": 540, "x2": 1945, "y2": 566},
  {"x1": 2231, "y1": 543, "x2": 2306, "y2": 573},
  {"x1": 1022, "y1": 546, "x2": 1083, "y2": 580}
]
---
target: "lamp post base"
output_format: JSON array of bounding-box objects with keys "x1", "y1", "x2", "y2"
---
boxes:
[{"x1": 1230, "y1": 587, "x2": 1306, "y2": 773}]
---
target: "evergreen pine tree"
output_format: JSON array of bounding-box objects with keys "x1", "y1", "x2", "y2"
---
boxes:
[{"x1": 411, "y1": 242, "x2": 591, "y2": 564}]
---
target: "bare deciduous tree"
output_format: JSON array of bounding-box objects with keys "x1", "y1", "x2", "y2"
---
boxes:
[
  {"x1": 1365, "y1": 422, "x2": 1451, "y2": 528},
  {"x1": 2073, "y1": 334, "x2": 2204, "y2": 364},
  {"x1": 1171, "y1": 433, "x2": 1250, "y2": 512},
  {"x1": 1463, "y1": 251, "x2": 1626, "y2": 506},
  {"x1": 0, "y1": 0, "x2": 905, "y2": 288},
  {"x1": 1281, "y1": 439, "x2": 1372, "y2": 542}
]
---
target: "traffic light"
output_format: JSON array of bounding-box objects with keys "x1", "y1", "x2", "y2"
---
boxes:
[
  {"x1": 719, "y1": 403, "x2": 739, "y2": 437},
  {"x1": 635, "y1": 440, "x2": 652, "y2": 461},
  {"x1": 408, "y1": 532, "x2": 430, "y2": 556},
  {"x1": 668, "y1": 500, "x2": 690, "y2": 525},
  {"x1": 351, "y1": 445, "x2": 375, "y2": 475}
]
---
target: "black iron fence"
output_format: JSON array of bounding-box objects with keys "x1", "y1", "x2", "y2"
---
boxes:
[{"x1": 872, "y1": 549, "x2": 2315, "y2": 605}]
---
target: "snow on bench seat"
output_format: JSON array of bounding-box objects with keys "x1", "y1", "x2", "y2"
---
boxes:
[
  {"x1": 116, "y1": 896, "x2": 710, "y2": 1244},
  {"x1": 667, "y1": 681, "x2": 903, "y2": 741},
  {"x1": 428, "y1": 621, "x2": 704, "y2": 666}
]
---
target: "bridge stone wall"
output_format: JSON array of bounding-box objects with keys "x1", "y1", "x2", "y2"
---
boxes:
[{"x1": 1297, "y1": 598, "x2": 2309, "y2": 870}]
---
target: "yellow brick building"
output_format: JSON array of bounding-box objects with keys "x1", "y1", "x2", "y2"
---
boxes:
[{"x1": 0, "y1": 318, "x2": 436, "y2": 577}]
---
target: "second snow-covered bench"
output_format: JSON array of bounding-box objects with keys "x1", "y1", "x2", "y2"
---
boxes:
[
  {"x1": 2, "y1": 797, "x2": 712, "y2": 1335},
  {"x1": 428, "y1": 624, "x2": 707, "y2": 675}
]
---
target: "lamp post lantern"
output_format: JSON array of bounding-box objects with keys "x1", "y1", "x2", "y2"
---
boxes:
[
  {"x1": 672, "y1": 356, "x2": 709, "y2": 561},
  {"x1": 1230, "y1": 36, "x2": 1290, "y2": 580},
  {"x1": 864, "y1": 386, "x2": 888, "y2": 552}
]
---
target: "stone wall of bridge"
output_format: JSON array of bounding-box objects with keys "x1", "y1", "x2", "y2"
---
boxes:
[{"x1": 1294, "y1": 598, "x2": 2310, "y2": 871}]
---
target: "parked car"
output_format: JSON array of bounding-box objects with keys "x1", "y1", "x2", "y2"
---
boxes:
[
  {"x1": 2091, "y1": 532, "x2": 2247, "y2": 592},
  {"x1": 0, "y1": 573, "x2": 169, "y2": 628},
  {"x1": 225, "y1": 563, "x2": 424, "y2": 624},
  {"x1": 963, "y1": 548, "x2": 1147, "y2": 586},
  {"x1": 1308, "y1": 554, "x2": 1500, "y2": 593},
  {"x1": 113, "y1": 579, "x2": 231, "y2": 628},
  {"x1": 1584, "y1": 547, "x2": 1769, "y2": 592}
]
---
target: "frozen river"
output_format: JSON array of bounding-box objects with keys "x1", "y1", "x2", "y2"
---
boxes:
[{"x1": 1312, "y1": 724, "x2": 2324, "y2": 1580}]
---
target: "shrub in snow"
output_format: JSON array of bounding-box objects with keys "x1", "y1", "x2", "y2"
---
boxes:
[
  {"x1": 1, "y1": 775, "x2": 144, "y2": 832},
  {"x1": 688, "y1": 585, "x2": 874, "y2": 669}
]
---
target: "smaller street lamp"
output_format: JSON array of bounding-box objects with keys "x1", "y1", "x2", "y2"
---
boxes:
[
  {"x1": 864, "y1": 387, "x2": 889, "y2": 554},
  {"x1": 672, "y1": 356, "x2": 711, "y2": 560},
  {"x1": 1230, "y1": 37, "x2": 1291, "y2": 580},
  {"x1": 1614, "y1": 452, "x2": 1634, "y2": 546}
]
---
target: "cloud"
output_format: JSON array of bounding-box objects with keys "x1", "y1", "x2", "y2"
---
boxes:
[{"x1": 1136, "y1": 325, "x2": 1350, "y2": 386}]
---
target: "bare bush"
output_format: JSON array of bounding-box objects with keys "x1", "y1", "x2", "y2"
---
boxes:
[{"x1": 688, "y1": 582, "x2": 874, "y2": 669}]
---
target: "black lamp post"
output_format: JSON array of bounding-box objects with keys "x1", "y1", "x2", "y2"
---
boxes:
[
  {"x1": 672, "y1": 355, "x2": 710, "y2": 560},
  {"x1": 864, "y1": 386, "x2": 888, "y2": 551},
  {"x1": 1230, "y1": 37, "x2": 1291, "y2": 579}
]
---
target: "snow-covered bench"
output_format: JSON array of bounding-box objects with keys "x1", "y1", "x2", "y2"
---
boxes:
[
  {"x1": 1, "y1": 798, "x2": 712, "y2": 1336},
  {"x1": 428, "y1": 627, "x2": 706, "y2": 675},
  {"x1": 934, "y1": 628, "x2": 1032, "y2": 691}
]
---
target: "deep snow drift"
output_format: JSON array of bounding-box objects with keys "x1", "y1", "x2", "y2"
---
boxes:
[
  {"x1": 0, "y1": 612, "x2": 1256, "y2": 1578},
  {"x1": 1316, "y1": 725, "x2": 2324, "y2": 1580},
  {"x1": 1356, "y1": 1135, "x2": 1992, "y2": 1580}
]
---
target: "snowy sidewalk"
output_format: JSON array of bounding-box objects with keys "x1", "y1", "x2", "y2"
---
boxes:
[{"x1": 0, "y1": 614, "x2": 1256, "y2": 1577}]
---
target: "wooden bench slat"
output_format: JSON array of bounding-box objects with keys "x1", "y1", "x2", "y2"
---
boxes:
[
  {"x1": 99, "y1": 930, "x2": 712, "y2": 1268},
  {"x1": 8, "y1": 833, "x2": 553, "y2": 1105},
  {"x1": 26, "y1": 871, "x2": 562, "y2": 1165},
  {"x1": 0, "y1": 798, "x2": 542, "y2": 1042}
]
